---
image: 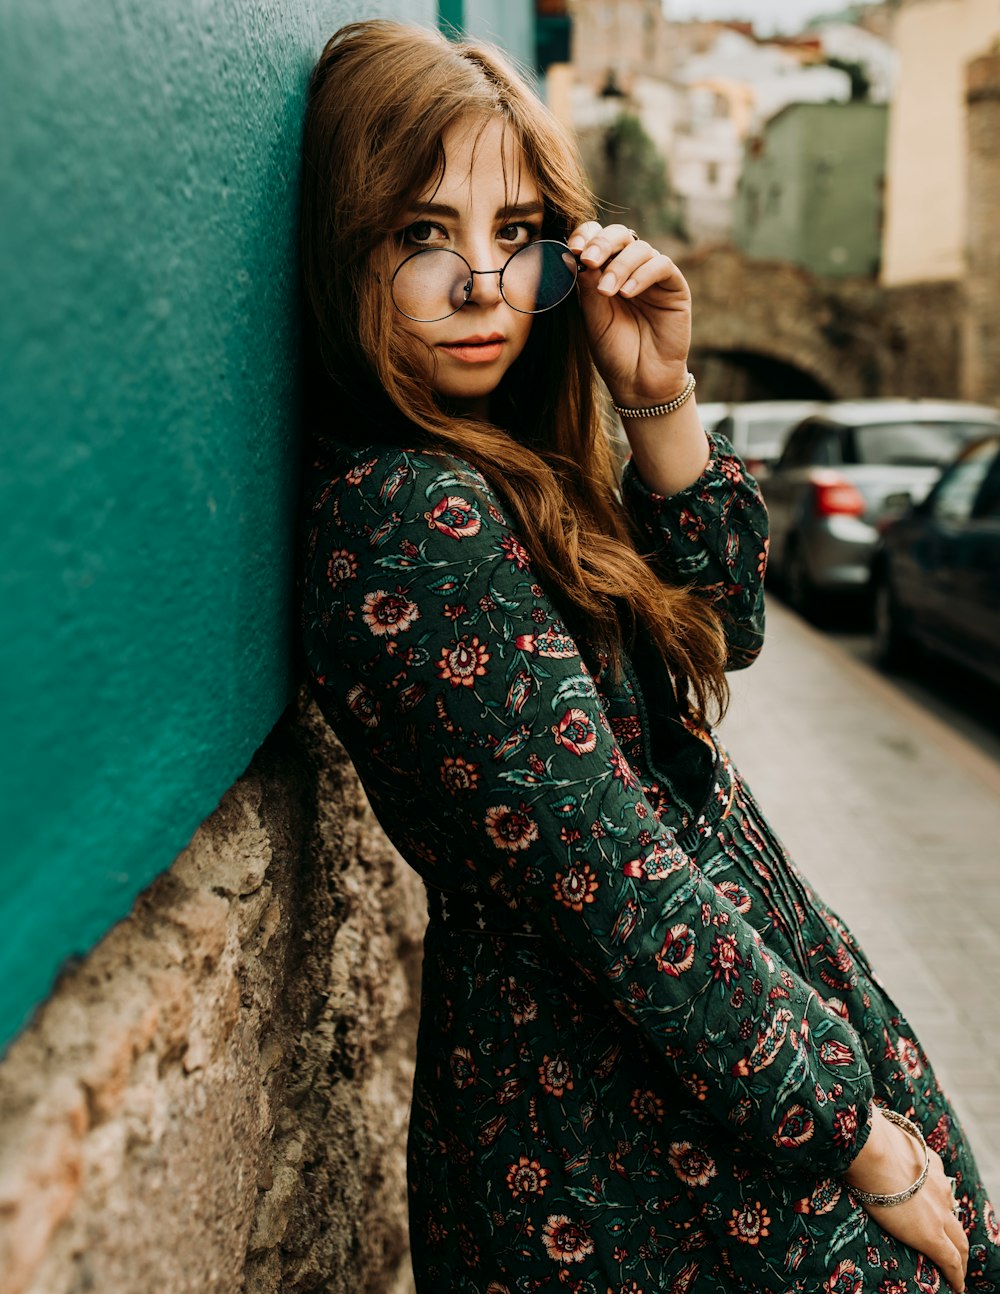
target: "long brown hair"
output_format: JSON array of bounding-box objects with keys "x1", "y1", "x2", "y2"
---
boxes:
[{"x1": 300, "y1": 20, "x2": 728, "y2": 722}]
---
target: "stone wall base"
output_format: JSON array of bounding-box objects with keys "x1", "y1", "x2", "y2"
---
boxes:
[{"x1": 0, "y1": 690, "x2": 423, "y2": 1294}]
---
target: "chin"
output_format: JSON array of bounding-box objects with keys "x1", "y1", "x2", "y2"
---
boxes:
[{"x1": 432, "y1": 371, "x2": 506, "y2": 405}]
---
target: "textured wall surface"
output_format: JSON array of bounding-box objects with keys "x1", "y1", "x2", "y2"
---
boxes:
[
  {"x1": 0, "y1": 692, "x2": 424, "y2": 1294},
  {"x1": 0, "y1": 0, "x2": 435, "y2": 1049},
  {"x1": 682, "y1": 246, "x2": 963, "y2": 402},
  {"x1": 963, "y1": 45, "x2": 1000, "y2": 406}
]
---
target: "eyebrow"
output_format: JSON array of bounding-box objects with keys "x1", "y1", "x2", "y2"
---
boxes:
[{"x1": 405, "y1": 200, "x2": 545, "y2": 221}]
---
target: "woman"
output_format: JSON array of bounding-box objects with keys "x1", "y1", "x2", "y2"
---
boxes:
[{"x1": 298, "y1": 20, "x2": 997, "y2": 1293}]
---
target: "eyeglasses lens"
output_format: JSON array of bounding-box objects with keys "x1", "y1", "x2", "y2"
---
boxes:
[
  {"x1": 391, "y1": 249, "x2": 472, "y2": 323},
  {"x1": 501, "y1": 242, "x2": 578, "y2": 314},
  {"x1": 390, "y1": 242, "x2": 578, "y2": 322}
]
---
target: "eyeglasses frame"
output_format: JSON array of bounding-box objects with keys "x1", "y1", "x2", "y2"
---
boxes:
[{"x1": 389, "y1": 238, "x2": 581, "y2": 323}]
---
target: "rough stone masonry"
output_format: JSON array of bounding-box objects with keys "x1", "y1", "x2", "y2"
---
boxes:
[
  {"x1": 963, "y1": 42, "x2": 1000, "y2": 408},
  {"x1": 0, "y1": 691, "x2": 424, "y2": 1294}
]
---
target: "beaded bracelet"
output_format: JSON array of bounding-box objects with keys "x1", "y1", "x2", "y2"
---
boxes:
[
  {"x1": 612, "y1": 372, "x2": 697, "y2": 420},
  {"x1": 846, "y1": 1107, "x2": 930, "y2": 1207}
]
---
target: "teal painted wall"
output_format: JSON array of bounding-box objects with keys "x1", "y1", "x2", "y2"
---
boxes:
[
  {"x1": 463, "y1": 0, "x2": 536, "y2": 71},
  {"x1": 0, "y1": 0, "x2": 439, "y2": 1053},
  {"x1": 734, "y1": 102, "x2": 888, "y2": 278}
]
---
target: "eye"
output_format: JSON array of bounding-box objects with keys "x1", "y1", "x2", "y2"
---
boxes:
[
  {"x1": 402, "y1": 220, "x2": 448, "y2": 247},
  {"x1": 497, "y1": 221, "x2": 538, "y2": 247}
]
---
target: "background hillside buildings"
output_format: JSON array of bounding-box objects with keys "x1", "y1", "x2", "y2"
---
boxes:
[
  {"x1": 565, "y1": 0, "x2": 893, "y2": 244},
  {"x1": 732, "y1": 100, "x2": 888, "y2": 277}
]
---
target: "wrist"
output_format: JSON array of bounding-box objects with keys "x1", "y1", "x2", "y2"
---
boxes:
[
  {"x1": 613, "y1": 372, "x2": 696, "y2": 422},
  {"x1": 843, "y1": 1105, "x2": 928, "y2": 1205},
  {"x1": 609, "y1": 366, "x2": 692, "y2": 412}
]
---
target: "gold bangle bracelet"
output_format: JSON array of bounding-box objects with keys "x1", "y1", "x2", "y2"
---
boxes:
[
  {"x1": 846, "y1": 1107, "x2": 930, "y2": 1208},
  {"x1": 612, "y1": 373, "x2": 696, "y2": 420}
]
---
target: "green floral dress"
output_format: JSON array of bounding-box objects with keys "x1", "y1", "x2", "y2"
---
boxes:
[{"x1": 300, "y1": 429, "x2": 1000, "y2": 1294}]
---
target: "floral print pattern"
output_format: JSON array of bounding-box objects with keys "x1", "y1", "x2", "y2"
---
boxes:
[{"x1": 300, "y1": 431, "x2": 1000, "y2": 1292}]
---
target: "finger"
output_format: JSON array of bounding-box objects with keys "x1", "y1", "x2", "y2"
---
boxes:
[
  {"x1": 584, "y1": 241, "x2": 659, "y2": 296},
  {"x1": 944, "y1": 1206, "x2": 971, "y2": 1260},
  {"x1": 567, "y1": 221, "x2": 603, "y2": 252},
  {"x1": 934, "y1": 1228, "x2": 968, "y2": 1292},
  {"x1": 613, "y1": 252, "x2": 688, "y2": 299},
  {"x1": 576, "y1": 222, "x2": 639, "y2": 269}
]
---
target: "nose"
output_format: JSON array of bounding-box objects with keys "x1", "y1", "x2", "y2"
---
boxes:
[{"x1": 464, "y1": 266, "x2": 503, "y2": 308}]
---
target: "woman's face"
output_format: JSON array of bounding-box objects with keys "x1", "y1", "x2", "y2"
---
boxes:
[{"x1": 388, "y1": 115, "x2": 542, "y2": 418}]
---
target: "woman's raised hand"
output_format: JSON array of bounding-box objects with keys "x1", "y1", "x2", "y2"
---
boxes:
[
  {"x1": 568, "y1": 221, "x2": 692, "y2": 409},
  {"x1": 844, "y1": 1106, "x2": 969, "y2": 1292}
]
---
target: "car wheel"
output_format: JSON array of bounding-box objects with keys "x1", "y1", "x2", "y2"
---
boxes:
[
  {"x1": 783, "y1": 537, "x2": 817, "y2": 620},
  {"x1": 871, "y1": 566, "x2": 913, "y2": 672}
]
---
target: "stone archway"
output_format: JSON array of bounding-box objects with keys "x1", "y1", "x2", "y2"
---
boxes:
[
  {"x1": 692, "y1": 347, "x2": 836, "y2": 402},
  {"x1": 681, "y1": 246, "x2": 885, "y2": 400}
]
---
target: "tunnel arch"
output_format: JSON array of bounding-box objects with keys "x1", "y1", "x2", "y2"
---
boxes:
[
  {"x1": 690, "y1": 347, "x2": 836, "y2": 401},
  {"x1": 681, "y1": 247, "x2": 884, "y2": 401}
]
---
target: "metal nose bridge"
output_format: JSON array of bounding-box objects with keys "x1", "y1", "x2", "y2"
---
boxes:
[{"x1": 458, "y1": 265, "x2": 506, "y2": 307}]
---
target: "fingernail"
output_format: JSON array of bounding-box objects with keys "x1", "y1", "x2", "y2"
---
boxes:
[
  {"x1": 598, "y1": 272, "x2": 616, "y2": 293},
  {"x1": 568, "y1": 235, "x2": 584, "y2": 250},
  {"x1": 621, "y1": 277, "x2": 638, "y2": 294},
  {"x1": 582, "y1": 244, "x2": 602, "y2": 263}
]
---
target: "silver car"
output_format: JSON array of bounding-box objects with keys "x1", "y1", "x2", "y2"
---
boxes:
[
  {"x1": 712, "y1": 400, "x2": 827, "y2": 478},
  {"x1": 763, "y1": 399, "x2": 1000, "y2": 616}
]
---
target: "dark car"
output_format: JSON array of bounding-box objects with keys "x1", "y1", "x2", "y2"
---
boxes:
[
  {"x1": 763, "y1": 400, "x2": 1000, "y2": 616},
  {"x1": 870, "y1": 432, "x2": 1000, "y2": 688}
]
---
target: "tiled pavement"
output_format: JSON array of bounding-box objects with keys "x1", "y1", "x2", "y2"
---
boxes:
[{"x1": 720, "y1": 597, "x2": 1000, "y2": 1201}]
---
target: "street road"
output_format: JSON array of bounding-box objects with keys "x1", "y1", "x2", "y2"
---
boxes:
[
  {"x1": 822, "y1": 618, "x2": 1000, "y2": 766},
  {"x1": 720, "y1": 597, "x2": 1000, "y2": 1204}
]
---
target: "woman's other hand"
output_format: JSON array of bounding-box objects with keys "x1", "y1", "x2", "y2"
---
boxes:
[
  {"x1": 568, "y1": 221, "x2": 692, "y2": 409},
  {"x1": 844, "y1": 1105, "x2": 969, "y2": 1292}
]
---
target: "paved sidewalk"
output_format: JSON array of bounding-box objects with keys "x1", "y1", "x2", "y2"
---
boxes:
[{"x1": 720, "y1": 598, "x2": 1000, "y2": 1201}]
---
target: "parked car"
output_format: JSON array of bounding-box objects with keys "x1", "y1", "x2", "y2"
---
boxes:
[
  {"x1": 695, "y1": 401, "x2": 730, "y2": 435},
  {"x1": 712, "y1": 400, "x2": 827, "y2": 478},
  {"x1": 763, "y1": 400, "x2": 1000, "y2": 616},
  {"x1": 871, "y1": 432, "x2": 1000, "y2": 687}
]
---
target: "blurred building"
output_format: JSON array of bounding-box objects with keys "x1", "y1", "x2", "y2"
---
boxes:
[
  {"x1": 963, "y1": 44, "x2": 1000, "y2": 406},
  {"x1": 570, "y1": 0, "x2": 676, "y2": 83},
  {"x1": 733, "y1": 101, "x2": 888, "y2": 277},
  {"x1": 881, "y1": 0, "x2": 999, "y2": 286},
  {"x1": 672, "y1": 27, "x2": 860, "y2": 242},
  {"x1": 809, "y1": 20, "x2": 899, "y2": 99},
  {"x1": 674, "y1": 26, "x2": 855, "y2": 127},
  {"x1": 566, "y1": 4, "x2": 882, "y2": 245},
  {"x1": 669, "y1": 79, "x2": 748, "y2": 240},
  {"x1": 880, "y1": 0, "x2": 1000, "y2": 405}
]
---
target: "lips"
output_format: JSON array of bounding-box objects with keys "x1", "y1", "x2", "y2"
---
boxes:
[{"x1": 438, "y1": 333, "x2": 506, "y2": 363}]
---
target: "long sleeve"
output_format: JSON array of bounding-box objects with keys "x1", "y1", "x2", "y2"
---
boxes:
[
  {"x1": 301, "y1": 444, "x2": 874, "y2": 1177},
  {"x1": 620, "y1": 429, "x2": 768, "y2": 670}
]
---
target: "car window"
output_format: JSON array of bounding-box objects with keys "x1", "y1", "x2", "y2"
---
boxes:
[
  {"x1": 745, "y1": 417, "x2": 803, "y2": 451},
  {"x1": 778, "y1": 423, "x2": 826, "y2": 468},
  {"x1": 714, "y1": 415, "x2": 734, "y2": 439},
  {"x1": 847, "y1": 421, "x2": 994, "y2": 467},
  {"x1": 929, "y1": 439, "x2": 1000, "y2": 524},
  {"x1": 971, "y1": 443, "x2": 1000, "y2": 520},
  {"x1": 776, "y1": 428, "x2": 807, "y2": 468},
  {"x1": 812, "y1": 430, "x2": 842, "y2": 467}
]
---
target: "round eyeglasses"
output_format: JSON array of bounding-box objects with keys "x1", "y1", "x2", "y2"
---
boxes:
[{"x1": 390, "y1": 239, "x2": 579, "y2": 323}]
